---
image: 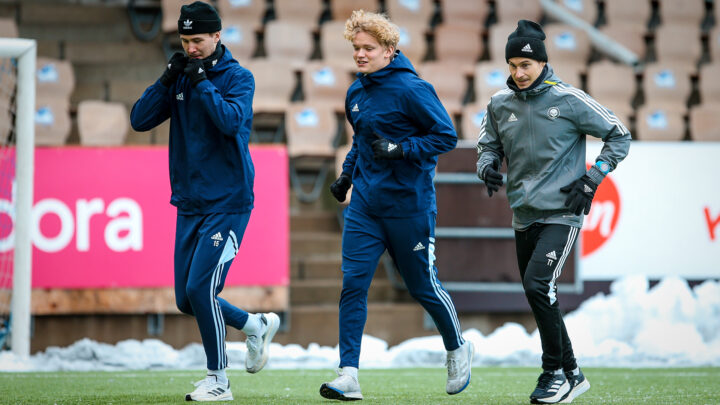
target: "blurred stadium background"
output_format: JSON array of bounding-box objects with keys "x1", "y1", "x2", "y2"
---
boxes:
[{"x1": 0, "y1": 0, "x2": 719, "y2": 358}]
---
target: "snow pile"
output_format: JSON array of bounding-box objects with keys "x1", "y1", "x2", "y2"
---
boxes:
[{"x1": 1, "y1": 275, "x2": 718, "y2": 371}]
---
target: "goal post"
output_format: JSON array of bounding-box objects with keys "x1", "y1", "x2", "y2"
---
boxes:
[{"x1": 0, "y1": 38, "x2": 36, "y2": 358}]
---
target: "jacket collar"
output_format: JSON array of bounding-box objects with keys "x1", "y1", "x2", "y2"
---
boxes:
[{"x1": 506, "y1": 65, "x2": 558, "y2": 99}]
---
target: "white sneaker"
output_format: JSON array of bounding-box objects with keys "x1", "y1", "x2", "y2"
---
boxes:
[
  {"x1": 319, "y1": 369, "x2": 363, "y2": 401},
  {"x1": 245, "y1": 312, "x2": 280, "y2": 373},
  {"x1": 185, "y1": 374, "x2": 233, "y2": 402},
  {"x1": 446, "y1": 340, "x2": 474, "y2": 395}
]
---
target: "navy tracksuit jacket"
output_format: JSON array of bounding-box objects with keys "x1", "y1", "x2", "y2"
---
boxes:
[
  {"x1": 130, "y1": 44, "x2": 254, "y2": 370},
  {"x1": 338, "y1": 51, "x2": 464, "y2": 368}
]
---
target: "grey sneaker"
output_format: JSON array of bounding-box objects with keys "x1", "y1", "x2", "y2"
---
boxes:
[
  {"x1": 245, "y1": 312, "x2": 280, "y2": 373},
  {"x1": 185, "y1": 374, "x2": 233, "y2": 402},
  {"x1": 319, "y1": 369, "x2": 363, "y2": 401},
  {"x1": 446, "y1": 340, "x2": 474, "y2": 395},
  {"x1": 560, "y1": 369, "x2": 590, "y2": 403}
]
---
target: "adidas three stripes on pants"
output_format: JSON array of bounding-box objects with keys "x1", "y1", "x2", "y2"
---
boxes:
[
  {"x1": 338, "y1": 206, "x2": 465, "y2": 368},
  {"x1": 174, "y1": 212, "x2": 253, "y2": 370},
  {"x1": 515, "y1": 223, "x2": 579, "y2": 372}
]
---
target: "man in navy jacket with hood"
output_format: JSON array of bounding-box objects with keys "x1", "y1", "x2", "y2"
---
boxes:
[
  {"x1": 130, "y1": 2, "x2": 279, "y2": 401},
  {"x1": 320, "y1": 10, "x2": 474, "y2": 401}
]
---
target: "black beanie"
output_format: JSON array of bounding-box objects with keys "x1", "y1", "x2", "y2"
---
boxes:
[
  {"x1": 178, "y1": 1, "x2": 222, "y2": 34},
  {"x1": 505, "y1": 20, "x2": 547, "y2": 62}
]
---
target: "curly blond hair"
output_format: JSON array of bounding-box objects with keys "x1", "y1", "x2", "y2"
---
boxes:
[{"x1": 343, "y1": 10, "x2": 400, "y2": 49}]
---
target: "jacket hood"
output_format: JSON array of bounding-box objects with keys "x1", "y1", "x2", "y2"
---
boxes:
[
  {"x1": 356, "y1": 50, "x2": 417, "y2": 84},
  {"x1": 506, "y1": 64, "x2": 559, "y2": 99}
]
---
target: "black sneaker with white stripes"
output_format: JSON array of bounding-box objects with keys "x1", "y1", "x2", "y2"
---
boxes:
[
  {"x1": 560, "y1": 369, "x2": 590, "y2": 403},
  {"x1": 530, "y1": 370, "x2": 570, "y2": 404}
]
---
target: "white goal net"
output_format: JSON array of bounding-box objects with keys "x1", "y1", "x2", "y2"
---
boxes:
[{"x1": 0, "y1": 38, "x2": 35, "y2": 357}]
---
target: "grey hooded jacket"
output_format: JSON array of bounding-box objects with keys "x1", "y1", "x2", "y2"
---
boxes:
[{"x1": 476, "y1": 65, "x2": 631, "y2": 230}]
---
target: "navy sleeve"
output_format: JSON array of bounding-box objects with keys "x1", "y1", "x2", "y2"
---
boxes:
[
  {"x1": 193, "y1": 67, "x2": 254, "y2": 139},
  {"x1": 400, "y1": 81, "x2": 457, "y2": 161},
  {"x1": 130, "y1": 80, "x2": 172, "y2": 132},
  {"x1": 341, "y1": 102, "x2": 358, "y2": 176}
]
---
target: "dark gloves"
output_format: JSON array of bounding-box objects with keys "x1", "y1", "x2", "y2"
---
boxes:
[
  {"x1": 183, "y1": 58, "x2": 208, "y2": 87},
  {"x1": 560, "y1": 174, "x2": 598, "y2": 216},
  {"x1": 160, "y1": 52, "x2": 188, "y2": 87},
  {"x1": 371, "y1": 136, "x2": 404, "y2": 160},
  {"x1": 481, "y1": 161, "x2": 504, "y2": 197},
  {"x1": 329, "y1": 173, "x2": 352, "y2": 202}
]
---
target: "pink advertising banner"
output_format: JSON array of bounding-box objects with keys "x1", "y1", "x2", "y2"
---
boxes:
[{"x1": 3, "y1": 146, "x2": 288, "y2": 289}]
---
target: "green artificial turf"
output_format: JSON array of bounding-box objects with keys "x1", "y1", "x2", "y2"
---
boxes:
[{"x1": 0, "y1": 367, "x2": 718, "y2": 404}]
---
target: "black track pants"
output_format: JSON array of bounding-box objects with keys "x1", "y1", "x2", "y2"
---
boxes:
[{"x1": 515, "y1": 223, "x2": 579, "y2": 372}]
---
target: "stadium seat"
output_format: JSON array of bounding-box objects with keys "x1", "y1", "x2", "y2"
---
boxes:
[
  {"x1": 330, "y1": 0, "x2": 381, "y2": 21},
  {"x1": 285, "y1": 103, "x2": 339, "y2": 202},
  {"x1": 603, "y1": 0, "x2": 652, "y2": 27},
  {"x1": 320, "y1": 20, "x2": 356, "y2": 71},
  {"x1": 652, "y1": 24, "x2": 702, "y2": 70},
  {"x1": 543, "y1": 24, "x2": 592, "y2": 69},
  {"x1": 689, "y1": 103, "x2": 720, "y2": 141},
  {"x1": 487, "y1": 23, "x2": 517, "y2": 63},
  {"x1": 599, "y1": 23, "x2": 647, "y2": 61},
  {"x1": 161, "y1": 0, "x2": 210, "y2": 33},
  {"x1": 473, "y1": 61, "x2": 508, "y2": 105},
  {"x1": 586, "y1": 60, "x2": 637, "y2": 120},
  {"x1": 556, "y1": 0, "x2": 597, "y2": 25},
  {"x1": 244, "y1": 59, "x2": 296, "y2": 114},
  {"x1": 549, "y1": 62, "x2": 583, "y2": 89},
  {"x1": 36, "y1": 57, "x2": 75, "y2": 100},
  {"x1": 698, "y1": 63, "x2": 720, "y2": 105},
  {"x1": 658, "y1": 0, "x2": 705, "y2": 27},
  {"x1": 286, "y1": 103, "x2": 338, "y2": 158},
  {"x1": 385, "y1": 0, "x2": 435, "y2": 27},
  {"x1": 709, "y1": 26, "x2": 720, "y2": 63},
  {"x1": 273, "y1": 0, "x2": 323, "y2": 31},
  {"x1": 396, "y1": 23, "x2": 428, "y2": 66},
  {"x1": 215, "y1": 0, "x2": 266, "y2": 31},
  {"x1": 0, "y1": 93, "x2": 11, "y2": 142},
  {"x1": 221, "y1": 18, "x2": 257, "y2": 62},
  {"x1": 0, "y1": 58, "x2": 16, "y2": 104},
  {"x1": 635, "y1": 105, "x2": 685, "y2": 141},
  {"x1": 460, "y1": 102, "x2": 487, "y2": 141},
  {"x1": 494, "y1": 0, "x2": 543, "y2": 25},
  {"x1": 440, "y1": 0, "x2": 489, "y2": 31},
  {"x1": 334, "y1": 142, "x2": 354, "y2": 204},
  {"x1": 77, "y1": 100, "x2": 129, "y2": 146},
  {"x1": 0, "y1": 17, "x2": 18, "y2": 37},
  {"x1": 264, "y1": 21, "x2": 314, "y2": 65},
  {"x1": 642, "y1": 63, "x2": 693, "y2": 113},
  {"x1": 35, "y1": 98, "x2": 71, "y2": 145},
  {"x1": 432, "y1": 24, "x2": 483, "y2": 68},
  {"x1": 301, "y1": 61, "x2": 353, "y2": 112},
  {"x1": 418, "y1": 62, "x2": 469, "y2": 116}
]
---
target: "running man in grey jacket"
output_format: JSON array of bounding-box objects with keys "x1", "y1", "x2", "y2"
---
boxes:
[{"x1": 476, "y1": 20, "x2": 630, "y2": 404}]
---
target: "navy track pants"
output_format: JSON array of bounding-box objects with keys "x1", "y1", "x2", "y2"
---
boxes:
[
  {"x1": 339, "y1": 206, "x2": 464, "y2": 368},
  {"x1": 174, "y1": 212, "x2": 252, "y2": 370}
]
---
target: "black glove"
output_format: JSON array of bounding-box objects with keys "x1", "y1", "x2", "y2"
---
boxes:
[
  {"x1": 560, "y1": 174, "x2": 598, "y2": 216},
  {"x1": 160, "y1": 52, "x2": 188, "y2": 87},
  {"x1": 329, "y1": 173, "x2": 352, "y2": 202},
  {"x1": 183, "y1": 58, "x2": 208, "y2": 87},
  {"x1": 481, "y1": 161, "x2": 504, "y2": 197},
  {"x1": 371, "y1": 136, "x2": 404, "y2": 160}
]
